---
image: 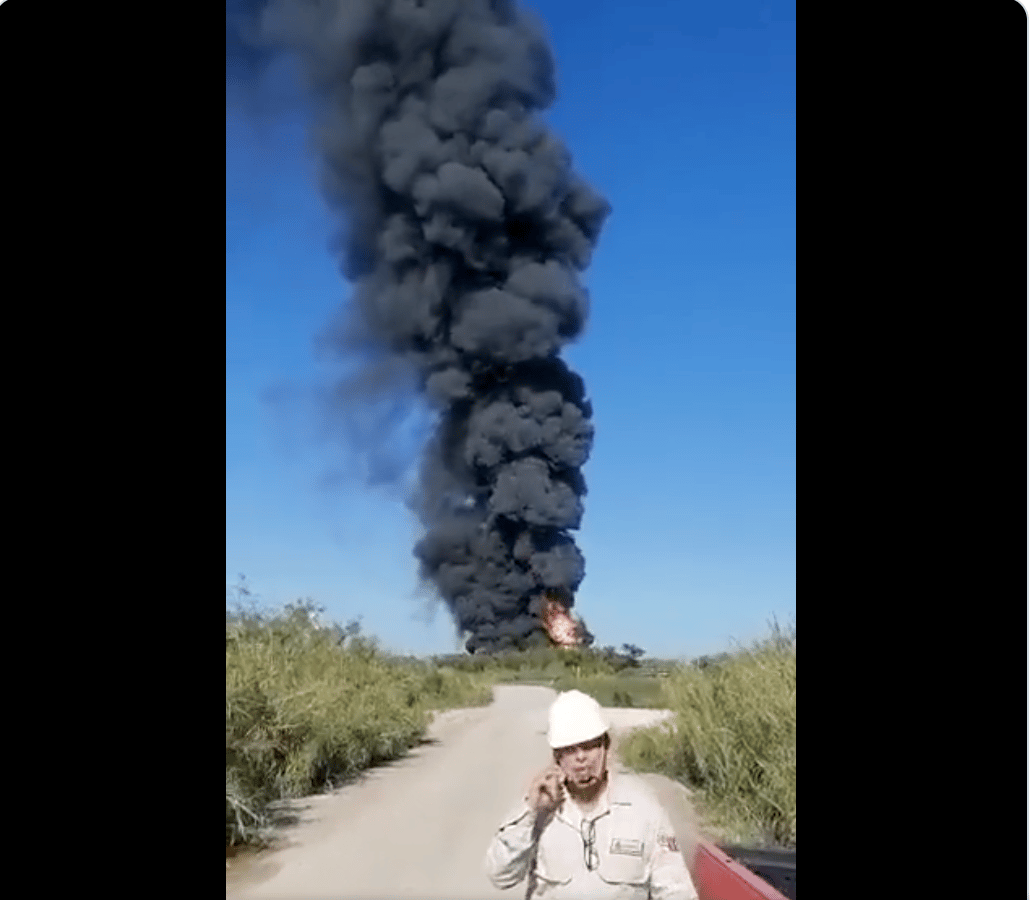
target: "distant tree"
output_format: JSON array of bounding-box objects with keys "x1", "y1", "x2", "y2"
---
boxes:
[{"x1": 620, "y1": 644, "x2": 645, "y2": 666}]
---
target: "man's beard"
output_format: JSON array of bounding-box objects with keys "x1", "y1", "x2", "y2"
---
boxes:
[{"x1": 568, "y1": 766, "x2": 607, "y2": 793}]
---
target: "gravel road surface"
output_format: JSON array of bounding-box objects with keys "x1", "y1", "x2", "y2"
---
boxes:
[{"x1": 226, "y1": 684, "x2": 698, "y2": 900}]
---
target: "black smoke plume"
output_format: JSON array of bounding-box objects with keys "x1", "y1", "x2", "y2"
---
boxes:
[{"x1": 228, "y1": 0, "x2": 610, "y2": 654}]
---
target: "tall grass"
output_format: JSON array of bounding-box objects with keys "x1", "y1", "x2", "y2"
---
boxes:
[
  {"x1": 226, "y1": 601, "x2": 494, "y2": 849},
  {"x1": 619, "y1": 621, "x2": 796, "y2": 848}
]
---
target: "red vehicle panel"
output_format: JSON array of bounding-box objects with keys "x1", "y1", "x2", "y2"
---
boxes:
[{"x1": 690, "y1": 839, "x2": 792, "y2": 900}]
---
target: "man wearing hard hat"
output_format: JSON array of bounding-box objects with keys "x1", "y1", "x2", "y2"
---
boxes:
[{"x1": 484, "y1": 690, "x2": 698, "y2": 899}]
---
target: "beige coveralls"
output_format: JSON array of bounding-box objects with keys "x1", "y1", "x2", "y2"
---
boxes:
[{"x1": 484, "y1": 770, "x2": 698, "y2": 900}]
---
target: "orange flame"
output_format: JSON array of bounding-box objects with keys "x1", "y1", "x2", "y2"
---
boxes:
[{"x1": 541, "y1": 589, "x2": 582, "y2": 648}]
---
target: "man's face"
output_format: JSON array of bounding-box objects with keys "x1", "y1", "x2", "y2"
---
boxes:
[{"x1": 554, "y1": 734, "x2": 608, "y2": 790}]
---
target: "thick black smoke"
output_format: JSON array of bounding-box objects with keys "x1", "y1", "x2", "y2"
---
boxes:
[{"x1": 228, "y1": 0, "x2": 610, "y2": 654}]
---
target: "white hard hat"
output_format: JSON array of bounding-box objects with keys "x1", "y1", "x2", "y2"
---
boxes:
[{"x1": 547, "y1": 690, "x2": 609, "y2": 749}]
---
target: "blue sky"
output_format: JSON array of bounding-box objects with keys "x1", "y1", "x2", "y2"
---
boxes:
[{"x1": 226, "y1": 0, "x2": 796, "y2": 661}]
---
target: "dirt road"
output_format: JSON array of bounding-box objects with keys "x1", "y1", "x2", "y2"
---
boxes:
[{"x1": 226, "y1": 684, "x2": 700, "y2": 900}]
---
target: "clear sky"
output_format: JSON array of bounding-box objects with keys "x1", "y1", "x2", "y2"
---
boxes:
[{"x1": 226, "y1": 0, "x2": 796, "y2": 661}]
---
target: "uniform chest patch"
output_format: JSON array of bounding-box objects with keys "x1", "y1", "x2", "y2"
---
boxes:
[{"x1": 610, "y1": 838, "x2": 644, "y2": 857}]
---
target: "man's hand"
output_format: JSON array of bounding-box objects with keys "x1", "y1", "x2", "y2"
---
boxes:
[{"x1": 525, "y1": 764, "x2": 565, "y2": 814}]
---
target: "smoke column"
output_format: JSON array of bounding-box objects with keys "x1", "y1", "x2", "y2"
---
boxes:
[{"x1": 228, "y1": 0, "x2": 610, "y2": 653}]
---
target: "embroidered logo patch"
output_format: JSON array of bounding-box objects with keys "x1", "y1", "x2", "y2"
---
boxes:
[
  {"x1": 658, "y1": 833, "x2": 679, "y2": 852},
  {"x1": 610, "y1": 838, "x2": 644, "y2": 857}
]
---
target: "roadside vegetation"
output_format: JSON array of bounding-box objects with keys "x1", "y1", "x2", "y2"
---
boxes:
[
  {"x1": 226, "y1": 580, "x2": 795, "y2": 853},
  {"x1": 617, "y1": 620, "x2": 797, "y2": 849},
  {"x1": 427, "y1": 641, "x2": 669, "y2": 706},
  {"x1": 225, "y1": 595, "x2": 493, "y2": 849}
]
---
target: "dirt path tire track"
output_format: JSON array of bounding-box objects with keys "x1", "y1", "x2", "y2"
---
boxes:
[{"x1": 226, "y1": 684, "x2": 699, "y2": 900}]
